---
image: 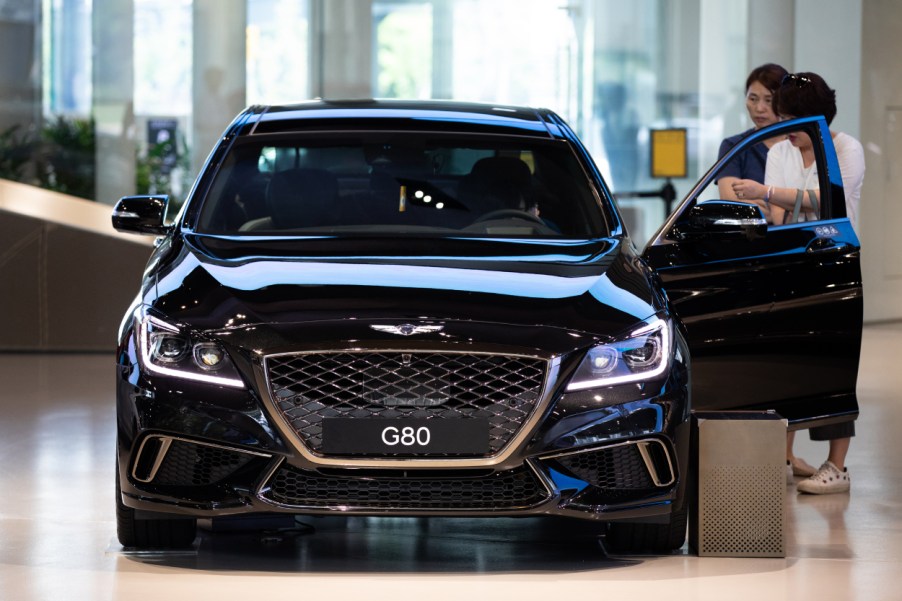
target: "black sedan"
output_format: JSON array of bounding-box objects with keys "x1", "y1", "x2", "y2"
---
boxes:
[{"x1": 112, "y1": 100, "x2": 861, "y2": 554}]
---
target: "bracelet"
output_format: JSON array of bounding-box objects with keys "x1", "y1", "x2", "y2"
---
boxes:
[{"x1": 764, "y1": 185, "x2": 774, "y2": 205}]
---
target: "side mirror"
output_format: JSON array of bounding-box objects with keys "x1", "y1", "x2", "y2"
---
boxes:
[
  {"x1": 671, "y1": 200, "x2": 767, "y2": 241},
  {"x1": 112, "y1": 195, "x2": 171, "y2": 236}
]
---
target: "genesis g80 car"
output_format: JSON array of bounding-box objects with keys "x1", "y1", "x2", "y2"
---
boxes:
[{"x1": 113, "y1": 100, "x2": 861, "y2": 554}]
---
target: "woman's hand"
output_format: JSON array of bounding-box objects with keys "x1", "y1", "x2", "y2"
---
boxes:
[{"x1": 731, "y1": 179, "x2": 767, "y2": 201}]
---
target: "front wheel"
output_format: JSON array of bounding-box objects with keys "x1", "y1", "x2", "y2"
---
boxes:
[
  {"x1": 116, "y1": 462, "x2": 197, "y2": 549},
  {"x1": 604, "y1": 505, "x2": 688, "y2": 554}
]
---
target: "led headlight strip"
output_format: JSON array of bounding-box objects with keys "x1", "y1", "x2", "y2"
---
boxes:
[
  {"x1": 565, "y1": 317, "x2": 672, "y2": 391},
  {"x1": 138, "y1": 312, "x2": 245, "y2": 388}
]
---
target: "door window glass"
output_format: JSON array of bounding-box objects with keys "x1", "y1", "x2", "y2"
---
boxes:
[{"x1": 692, "y1": 122, "x2": 841, "y2": 229}]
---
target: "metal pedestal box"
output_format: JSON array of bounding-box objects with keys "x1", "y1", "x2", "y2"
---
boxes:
[{"x1": 690, "y1": 411, "x2": 786, "y2": 557}]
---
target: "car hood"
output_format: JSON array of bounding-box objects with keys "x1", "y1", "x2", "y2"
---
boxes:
[{"x1": 142, "y1": 234, "x2": 664, "y2": 353}]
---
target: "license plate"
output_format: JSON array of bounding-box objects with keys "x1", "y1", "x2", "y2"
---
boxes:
[{"x1": 321, "y1": 418, "x2": 490, "y2": 454}]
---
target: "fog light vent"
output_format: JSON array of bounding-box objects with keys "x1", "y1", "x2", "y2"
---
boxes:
[{"x1": 131, "y1": 436, "x2": 269, "y2": 486}]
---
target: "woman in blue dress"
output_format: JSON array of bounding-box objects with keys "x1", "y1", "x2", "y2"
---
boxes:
[{"x1": 716, "y1": 63, "x2": 788, "y2": 200}]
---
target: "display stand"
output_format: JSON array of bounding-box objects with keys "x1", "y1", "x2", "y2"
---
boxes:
[{"x1": 690, "y1": 411, "x2": 786, "y2": 557}]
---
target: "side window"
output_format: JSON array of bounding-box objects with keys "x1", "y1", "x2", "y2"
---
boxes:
[
  {"x1": 696, "y1": 122, "x2": 839, "y2": 229},
  {"x1": 756, "y1": 124, "x2": 825, "y2": 228},
  {"x1": 258, "y1": 147, "x2": 277, "y2": 174}
]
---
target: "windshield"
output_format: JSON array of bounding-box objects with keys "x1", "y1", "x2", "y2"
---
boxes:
[{"x1": 195, "y1": 134, "x2": 609, "y2": 238}]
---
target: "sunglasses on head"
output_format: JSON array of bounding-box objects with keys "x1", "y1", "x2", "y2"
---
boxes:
[{"x1": 782, "y1": 73, "x2": 812, "y2": 87}]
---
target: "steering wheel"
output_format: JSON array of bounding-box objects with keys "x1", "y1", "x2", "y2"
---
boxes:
[{"x1": 473, "y1": 209, "x2": 546, "y2": 225}]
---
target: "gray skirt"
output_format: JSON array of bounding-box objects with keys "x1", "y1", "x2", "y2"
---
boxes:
[{"x1": 809, "y1": 421, "x2": 855, "y2": 441}]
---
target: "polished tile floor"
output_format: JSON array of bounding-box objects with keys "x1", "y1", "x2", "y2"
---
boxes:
[{"x1": 1, "y1": 323, "x2": 901, "y2": 600}]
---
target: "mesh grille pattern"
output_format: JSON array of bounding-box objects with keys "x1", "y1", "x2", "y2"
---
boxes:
[
  {"x1": 262, "y1": 465, "x2": 550, "y2": 509},
  {"x1": 556, "y1": 445, "x2": 654, "y2": 490},
  {"x1": 266, "y1": 352, "x2": 547, "y2": 456},
  {"x1": 153, "y1": 440, "x2": 254, "y2": 486}
]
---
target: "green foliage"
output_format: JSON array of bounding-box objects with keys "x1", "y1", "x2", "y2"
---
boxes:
[
  {"x1": 376, "y1": 8, "x2": 432, "y2": 99},
  {"x1": 1, "y1": 113, "x2": 191, "y2": 213},
  {"x1": 0, "y1": 124, "x2": 38, "y2": 181},
  {"x1": 36, "y1": 115, "x2": 96, "y2": 199},
  {"x1": 135, "y1": 132, "x2": 191, "y2": 214}
]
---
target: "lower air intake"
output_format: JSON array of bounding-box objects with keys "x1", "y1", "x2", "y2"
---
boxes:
[
  {"x1": 260, "y1": 464, "x2": 550, "y2": 510},
  {"x1": 150, "y1": 439, "x2": 256, "y2": 487}
]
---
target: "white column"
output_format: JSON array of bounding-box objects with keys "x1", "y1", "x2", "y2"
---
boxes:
[
  {"x1": 191, "y1": 0, "x2": 247, "y2": 177},
  {"x1": 309, "y1": 0, "x2": 372, "y2": 99},
  {"x1": 93, "y1": 0, "x2": 135, "y2": 204},
  {"x1": 699, "y1": 0, "x2": 748, "y2": 170},
  {"x1": 859, "y1": 0, "x2": 901, "y2": 321},
  {"x1": 432, "y1": 0, "x2": 453, "y2": 100},
  {"x1": 794, "y1": 0, "x2": 862, "y2": 137},
  {"x1": 0, "y1": 0, "x2": 40, "y2": 133},
  {"x1": 747, "y1": 0, "x2": 795, "y2": 72}
]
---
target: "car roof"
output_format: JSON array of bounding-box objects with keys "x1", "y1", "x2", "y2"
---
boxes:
[{"x1": 230, "y1": 99, "x2": 567, "y2": 138}]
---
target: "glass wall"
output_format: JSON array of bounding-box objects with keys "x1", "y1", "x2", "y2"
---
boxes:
[
  {"x1": 374, "y1": 1, "x2": 432, "y2": 99},
  {"x1": 5, "y1": 0, "x2": 759, "y2": 244},
  {"x1": 246, "y1": 0, "x2": 310, "y2": 104},
  {"x1": 43, "y1": 0, "x2": 91, "y2": 117},
  {"x1": 134, "y1": 0, "x2": 192, "y2": 117}
]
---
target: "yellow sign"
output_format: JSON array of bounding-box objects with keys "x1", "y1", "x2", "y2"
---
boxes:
[{"x1": 650, "y1": 128, "x2": 687, "y2": 179}]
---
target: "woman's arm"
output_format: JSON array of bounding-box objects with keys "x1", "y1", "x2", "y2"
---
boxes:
[
  {"x1": 716, "y1": 137, "x2": 744, "y2": 200},
  {"x1": 727, "y1": 178, "x2": 783, "y2": 224},
  {"x1": 718, "y1": 176, "x2": 740, "y2": 200},
  {"x1": 835, "y1": 134, "x2": 865, "y2": 229},
  {"x1": 761, "y1": 185, "x2": 818, "y2": 224}
]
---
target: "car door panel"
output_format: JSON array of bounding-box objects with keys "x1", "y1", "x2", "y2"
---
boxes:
[{"x1": 642, "y1": 117, "x2": 862, "y2": 427}]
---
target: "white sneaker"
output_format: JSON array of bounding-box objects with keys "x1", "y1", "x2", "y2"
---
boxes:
[
  {"x1": 786, "y1": 462, "x2": 794, "y2": 484},
  {"x1": 797, "y1": 461, "x2": 850, "y2": 494},
  {"x1": 789, "y1": 456, "x2": 817, "y2": 477}
]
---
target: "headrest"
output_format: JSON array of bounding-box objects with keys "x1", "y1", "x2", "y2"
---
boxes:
[
  {"x1": 461, "y1": 156, "x2": 532, "y2": 210},
  {"x1": 266, "y1": 168, "x2": 338, "y2": 228},
  {"x1": 469, "y1": 156, "x2": 531, "y2": 187}
]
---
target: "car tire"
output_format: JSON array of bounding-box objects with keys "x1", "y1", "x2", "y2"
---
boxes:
[
  {"x1": 604, "y1": 505, "x2": 688, "y2": 554},
  {"x1": 116, "y1": 461, "x2": 197, "y2": 549}
]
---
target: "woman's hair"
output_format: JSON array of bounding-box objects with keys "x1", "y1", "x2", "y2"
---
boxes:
[
  {"x1": 774, "y1": 72, "x2": 837, "y2": 124},
  {"x1": 746, "y1": 63, "x2": 789, "y2": 93}
]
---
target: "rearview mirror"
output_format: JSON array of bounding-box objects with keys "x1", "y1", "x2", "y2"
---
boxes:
[
  {"x1": 112, "y1": 195, "x2": 171, "y2": 236},
  {"x1": 670, "y1": 200, "x2": 767, "y2": 241}
]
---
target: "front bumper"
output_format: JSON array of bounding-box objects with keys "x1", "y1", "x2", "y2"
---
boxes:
[{"x1": 116, "y1": 330, "x2": 691, "y2": 524}]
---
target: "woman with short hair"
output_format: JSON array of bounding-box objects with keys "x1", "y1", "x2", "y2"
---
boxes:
[
  {"x1": 731, "y1": 71, "x2": 865, "y2": 494},
  {"x1": 716, "y1": 63, "x2": 789, "y2": 201}
]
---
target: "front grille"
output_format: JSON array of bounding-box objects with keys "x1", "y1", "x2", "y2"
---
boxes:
[
  {"x1": 152, "y1": 440, "x2": 255, "y2": 486},
  {"x1": 265, "y1": 352, "x2": 547, "y2": 457},
  {"x1": 261, "y1": 464, "x2": 550, "y2": 510}
]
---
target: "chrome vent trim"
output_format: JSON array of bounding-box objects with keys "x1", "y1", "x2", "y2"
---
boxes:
[
  {"x1": 544, "y1": 437, "x2": 676, "y2": 489},
  {"x1": 636, "y1": 439, "x2": 676, "y2": 487},
  {"x1": 131, "y1": 435, "x2": 271, "y2": 484}
]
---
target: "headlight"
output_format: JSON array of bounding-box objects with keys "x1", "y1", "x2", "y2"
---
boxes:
[
  {"x1": 566, "y1": 317, "x2": 672, "y2": 391},
  {"x1": 137, "y1": 311, "x2": 244, "y2": 388}
]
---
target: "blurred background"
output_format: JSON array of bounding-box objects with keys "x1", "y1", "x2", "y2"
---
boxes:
[{"x1": 1, "y1": 0, "x2": 900, "y2": 341}]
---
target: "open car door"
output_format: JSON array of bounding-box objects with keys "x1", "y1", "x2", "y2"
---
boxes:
[{"x1": 642, "y1": 116, "x2": 862, "y2": 430}]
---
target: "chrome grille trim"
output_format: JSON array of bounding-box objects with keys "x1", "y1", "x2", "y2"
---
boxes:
[{"x1": 260, "y1": 349, "x2": 560, "y2": 468}]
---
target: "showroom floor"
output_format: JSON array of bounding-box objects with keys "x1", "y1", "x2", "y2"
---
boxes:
[{"x1": 1, "y1": 324, "x2": 900, "y2": 601}]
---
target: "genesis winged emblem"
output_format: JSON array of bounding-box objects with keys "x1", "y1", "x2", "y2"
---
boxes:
[{"x1": 370, "y1": 324, "x2": 444, "y2": 336}]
